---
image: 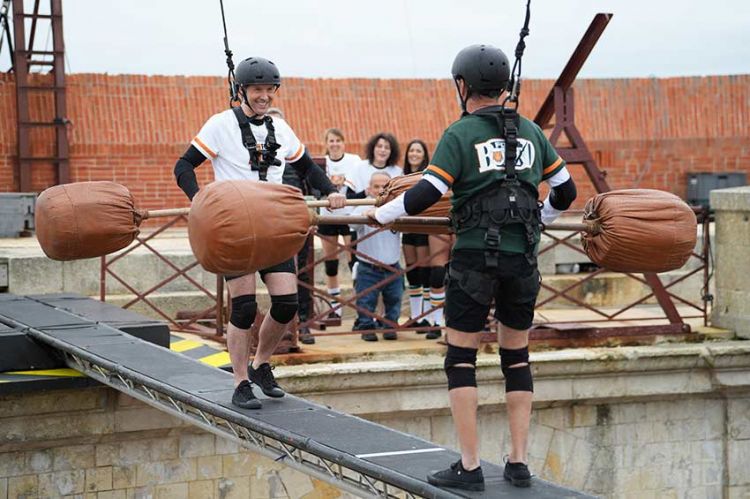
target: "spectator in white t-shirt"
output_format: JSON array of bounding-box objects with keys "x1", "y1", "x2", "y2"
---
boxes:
[
  {"x1": 318, "y1": 128, "x2": 362, "y2": 322},
  {"x1": 345, "y1": 132, "x2": 403, "y2": 197},
  {"x1": 349, "y1": 171, "x2": 404, "y2": 342}
]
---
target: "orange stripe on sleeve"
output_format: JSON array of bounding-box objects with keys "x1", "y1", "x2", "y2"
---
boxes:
[
  {"x1": 425, "y1": 165, "x2": 454, "y2": 185},
  {"x1": 543, "y1": 157, "x2": 563, "y2": 175},
  {"x1": 193, "y1": 137, "x2": 217, "y2": 158},
  {"x1": 287, "y1": 144, "x2": 304, "y2": 162}
]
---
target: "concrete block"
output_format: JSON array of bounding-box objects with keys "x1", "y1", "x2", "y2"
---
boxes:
[
  {"x1": 62, "y1": 258, "x2": 101, "y2": 295},
  {"x1": 710, "y1": 186, "x2": 750, "y2": 211},
  {"x1": 189, "y1": 480, "x2": 215, "y2": 499},
  {"x1": 2, "y1": 413, "x2": 113, "y2": 445},
  {"x1": 0, "y1": 387, "x2": 104, "y2": 418},
  {"x1": 8, "y1": 474, "x2": 38, "y2": 498},
  {"x1": 38, "y1": 470, "x2": 85, "y2": 496},
  {"x1": 96, "y1": 490, "x2": 128, "y2": 499},
  {"x1": 196, "y1": 455, "x2": 222, "y2": 480},
  {"x1": 215, "y1": 437, "x2": 240, "y2": 455},
  {"x1": 52, "y1": 445, "x2": 96, "y2": 472},
  {"x1": 217, "y1": 476, "x2": 251, "y2": 499},
  {"x1": 727, "y1": 485, "x2": 750, "y2": 499},
  {"x1": 729, "y1": 398, "x2": 750, "y2": 439},
  {"x1": 179, "y1": 433, "x2": 215, "y2": 458},
  {"x1": 728, "y1": 439, "x2": 750, "y2": 486},
  {"x1": 27, "y1": 449, "x2": 53, "y2": 473},
  {"x1": 135, "y1": 459, "x2": 196, "y2": 487},
  {"x1": 222, "y1": 454, "x2": 254, "y2": 477},
  {"x1": 155, "y1": 482, "x2": 188, "y2": 499},
  {"x1": 571, "y1": 404, "x2": 597, "y2": 427},
  {"x1": 114, "y1": 407, "x2": 182, "y2": 433},
  {"x1": 7, "y1": 256, "x2": 63, "y2": 294},
  {"x1": 0, "y1": 478, "x2": 6, "y2": 499},
  {"x1": 277, "y1": 467, "x2": 314, "y2": 498},
  {"x1": 85, "y1": 466, "x2": 113, "y2": 492},
  {"x1": 95, "y1": 444, "x2": 118, "y2": 467},
  {"x1": 111, "y1": 464, "x2": 136, "y2": 489}
]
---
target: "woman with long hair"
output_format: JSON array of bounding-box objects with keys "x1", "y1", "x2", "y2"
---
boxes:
[{"x1": 400, "y1": 140, "x2": 436, "y2": 336}]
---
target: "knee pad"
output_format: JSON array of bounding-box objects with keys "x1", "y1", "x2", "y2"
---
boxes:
[
  {"x1": 406, "y1": 268, "x2": 422, "y2": 287},
  {"x1": 430, "y1": 266, "x2": 446, "y2": 289},
  {"x1": 324, "y1": 259, "x2": 339, "y2": 277},
  {"x1": 270, "y1": 293, "x2": 298, "y2": 324},
  {"x1": 444, "y1": 343, "x2": 478, "y2": 390},
  {"x1": 500, "y1": 347, "x2": 533, "y2": 393},
  {"x1": 230, "y1": 294, "x2": 257, "y2": 329}
]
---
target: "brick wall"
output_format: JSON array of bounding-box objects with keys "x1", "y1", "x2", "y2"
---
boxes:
[{"x1": 1, "y1": 73, "x2": 748, "y2": 210}]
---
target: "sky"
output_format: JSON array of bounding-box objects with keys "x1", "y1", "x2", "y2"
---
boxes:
[{"x1": 2, "y1": 0, "x2": 749, "y2": 79}]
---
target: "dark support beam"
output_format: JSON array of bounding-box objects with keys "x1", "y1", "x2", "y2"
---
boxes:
[{"x1": 534, "y1": 13, "x2": 612, "y2": 129}]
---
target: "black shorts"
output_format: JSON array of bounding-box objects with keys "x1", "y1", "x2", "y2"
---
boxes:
[
  {"x1": 445, "y1": 249, "x2": 540, "y2": 332},
  {"x1": 402, "y1": 233, "x2": 429, "y2": 247},
  {"x1": 317, "y1": 224, "x2": 351, "y2": 237},
  {"x1": 224, "y1": 257, "x2": 296, "y2": 283}
]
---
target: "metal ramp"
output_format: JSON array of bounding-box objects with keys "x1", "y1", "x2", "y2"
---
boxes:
[{"x1": 0, "y1": 294, "x2": 590, "y2": 498}]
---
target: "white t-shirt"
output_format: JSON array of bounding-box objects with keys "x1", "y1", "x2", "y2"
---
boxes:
[
  {"x1": 350, "y1": 205, "x2": 402, "y2": 266},
  {"x1": 191, "y1": 109, "x2": 305, "y2": 185},
  {"x1": 324, "y1": 152, "x2": 361, "y2": 216},
  {"x1": 345, "y1": 160, "x2": 402, "y2": 195}
]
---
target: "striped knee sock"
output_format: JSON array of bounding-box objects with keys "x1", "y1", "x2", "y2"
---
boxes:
[
  {"x1": 430, "y1": 290, "x2": 445, "y2": 326},
  {"x1": 328, "y1": 287, "x2": 341, "y2": 317},
  {"x1": 408, "y1": 285, "x2": 423, "y2": 320},
  {"x1": 422, "y1": 288, "x2": 431, "y2": 316}
]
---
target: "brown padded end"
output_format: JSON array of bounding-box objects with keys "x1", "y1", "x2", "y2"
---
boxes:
[
  {"x1": 35, "y1": 181, "x2": 140, "y2": 260},
  {"x1": 581, "y1": 189, "x2": 697, "y2": 273},
  {"x1": 376, "y1": 172, "x2": 452, "y2": 219},
  {"x1": 187, "y1": 180, "x2": 311, "y2": 275}
]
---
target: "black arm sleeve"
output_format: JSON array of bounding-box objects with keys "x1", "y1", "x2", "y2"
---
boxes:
[
  {"x1": 549, "y1": 177, "x2": 577, "y2": 210},
  {"x1": 346, "y1": 187, "x2": 367, "y2": 199},
  {"x1": 403, "y1": 179, "x2": 443, "y2": 215},
  {"x1": 173, "y1": 145, "x2": 207, "y2": 201},
  {"x1": 288, "y1": 151, "x2": 336, "y2": 196}
]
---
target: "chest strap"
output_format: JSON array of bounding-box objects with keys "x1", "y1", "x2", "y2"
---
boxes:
[{"x1": 232, "y1": 107, "x2": 282, "y2": 181}]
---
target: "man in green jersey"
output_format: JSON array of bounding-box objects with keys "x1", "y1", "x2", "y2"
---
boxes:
[{"x1": 369, "y1": 44, "x2": 577, "y2": 491}]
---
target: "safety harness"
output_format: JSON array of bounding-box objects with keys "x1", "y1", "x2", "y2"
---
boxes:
[
  {"x1": 451, "y1": 0, "x2": 539, "y2": 268},
  {"x1": 232, "y1": 108, "x2": 282, "y2": 182}
]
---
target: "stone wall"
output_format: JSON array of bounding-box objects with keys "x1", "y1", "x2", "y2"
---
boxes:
[
  {"x1": 711, "y1": 186, "x2": 750, "y2": 339},
  {"x1": 2, "y1": 341, "x2": 749, "y2": 498},
  {"x1": 0, "y1": 388, "x2": 354, "y2": 498}
]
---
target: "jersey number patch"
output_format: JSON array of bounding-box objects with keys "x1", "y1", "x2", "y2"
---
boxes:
[{"x1": 474, "y1": 138, "x2": 535, "y2": 174}]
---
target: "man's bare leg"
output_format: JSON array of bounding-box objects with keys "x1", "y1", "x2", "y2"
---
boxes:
[
  {"x1": 446, "y1": 327, "x2": 483, "y2": 470},
  {"x1": 498, "y1": 323, "x2": 532, "y2": 464},
  {"x1": 225, "y1": 274, "x2": 256, "y2": 387},
  {"x1": 252, "y1": 272, "x2": 297, "y2": 369}
]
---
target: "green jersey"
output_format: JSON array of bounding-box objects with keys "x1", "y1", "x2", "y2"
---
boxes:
[{"x1": 424, "y1": 108, "x2": 565, "y2": 253}]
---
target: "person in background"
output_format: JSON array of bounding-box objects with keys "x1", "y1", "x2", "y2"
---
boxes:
[
  {"x1": 345, "y1": 132, "x2": 402, "y2": 197},
  {"x1": 349, "y1": 172, "x2": 404, "y2": 342},
  {"x1": 318, "y1": 128, "x2": 361, "y2": 322},
  {"x1": 400, "y1": 139, "x2": 435, "y2": 337}
]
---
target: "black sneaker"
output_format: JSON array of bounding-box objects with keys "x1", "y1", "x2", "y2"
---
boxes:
[
  {"x1": 299, "y1": 326, "x2": 315, "y2": 345},
  {"x1": 382, "y1": 330, "x2": 398, "y2": 340},
  {"x1": 426, "y1": 325, "x2": 442, "y2": 340},
  {"x1": 361, "y1": 332, "x2": 378, "y2": 342},
  {"x1": 503, "y1": 461, "x2": 532, "y2": 488},
  {"x1": 231, "y1": 380, "x2": 262, "y2": 410},
  {"x1": 415, "y1": 319, "x2": 431, "y2": 334},
  {"x1": 427, "y1": 460, "x2": 484, "y2": 491},
  {"x1": 248, "y1": 363, "x2": 285, "y2": 398}
]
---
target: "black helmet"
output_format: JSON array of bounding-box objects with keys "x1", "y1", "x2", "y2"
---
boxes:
[
  {"x1": 451, "y1": 44, "x2": 510, "y2": 93},
  {"x1": 235, "y1": 57, "x2": 281, "y2": 87}
]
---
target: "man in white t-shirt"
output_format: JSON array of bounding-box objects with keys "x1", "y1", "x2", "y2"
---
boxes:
[
  {"x1": 350, "y1": 172, "x2": 403, "y2": 342},
  {"x1": 173, "y1": 56, "x2": 345, "y2": 410}
]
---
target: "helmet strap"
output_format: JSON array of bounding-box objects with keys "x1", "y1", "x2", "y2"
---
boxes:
[{"x1": 454, "y1": 78, "x2": 470, "y2": 117}]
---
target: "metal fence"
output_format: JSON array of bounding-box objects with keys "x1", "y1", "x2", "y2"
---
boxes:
[{"x1": 100, "y1": 209, "x2": 712, "y2": 346}]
